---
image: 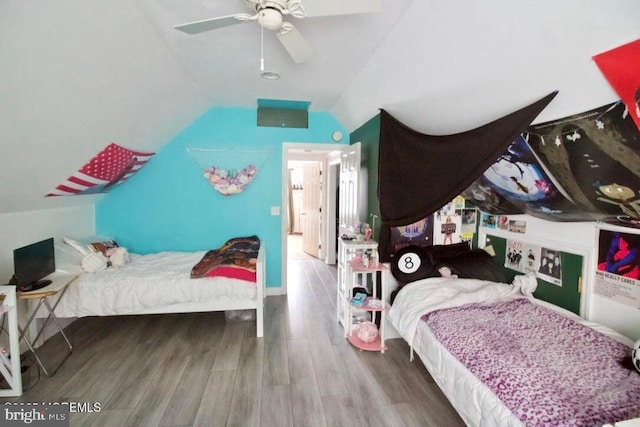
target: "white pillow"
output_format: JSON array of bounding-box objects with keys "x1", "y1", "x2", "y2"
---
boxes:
[
  {"x1": 63, "y1": 236, "x2": 92, "y2": 256},
  {"x1": 54, "y1": 239, "x2": 84, "y2": 274},
  {"x1": 64, "y1": 235, "x2": 119, "y2": 256},
  {"x1": 81, "y1": 252, "x2": 108, "y2": 273}
]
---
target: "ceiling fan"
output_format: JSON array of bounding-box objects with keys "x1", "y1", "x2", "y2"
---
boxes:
[{"x1": 174, "y1": 0, "x2": 381, "y2": 64}]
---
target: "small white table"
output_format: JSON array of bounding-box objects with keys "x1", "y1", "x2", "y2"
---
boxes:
[
  {"x1": 18, "y1": 272, "x2": 77, "y2": 377},
  {"x1": 0, "y1": 286, "x2": 22, "y2": 396}
]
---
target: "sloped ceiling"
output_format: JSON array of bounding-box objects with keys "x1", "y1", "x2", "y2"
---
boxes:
[{"x1": 1, "y1": 0, "x2": 638, "y2": 215}]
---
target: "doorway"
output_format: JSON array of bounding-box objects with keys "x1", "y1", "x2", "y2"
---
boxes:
[
  {"x1": 287, "y1": 160, "x2": 321, "y2": 260},
  {"x1": 281, "y1": 143, "x2": 343, "y2": 295}
]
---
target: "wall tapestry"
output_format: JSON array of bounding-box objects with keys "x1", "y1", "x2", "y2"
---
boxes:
[
  {"x1": 462, "y1": 135, "x2": 592, "y2": 221},
  {"x1": 46, "y1": 143, "x2": 154, "y2": 196},
  {"x1": 377, "y1": 91, "x2": 558, "y2": 261},
  {"x1": 595, "y1": 228, "x2": 640, "y2": 309},
  {"x1": 526, "y1": 101, "x2": 640, "y2": 227},
  {"x1": 187, "y1": 147, "x2": 273, "y2": 196},
  {"x1": 593, "y1": 38, "x2": 640, "y2": 131},
  {"x1": 465, "y1": 101, "x2": 640, "y2": 227}
]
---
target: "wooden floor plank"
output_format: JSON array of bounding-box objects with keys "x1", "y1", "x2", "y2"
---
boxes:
[
  {"x1": 260, "y1": 384, "x2": 293, "y2": 427},
  {"x1": 191, "y1": 370, "x2": 236, "y2": 427},
  {"x1": 226, "y1": 331, "x2": 264, "y2": 426}
]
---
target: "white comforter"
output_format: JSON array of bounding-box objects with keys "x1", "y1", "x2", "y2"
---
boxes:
[{"x1": 49, "y1": 251, "x2": 257, "y2": 318}]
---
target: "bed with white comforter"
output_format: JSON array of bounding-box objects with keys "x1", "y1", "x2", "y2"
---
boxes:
[
  {"x1": 46, "y1": 244, "x2": 266, "y2": 337},
  {"x1": 389, "y1": 276, "x2": 640, "y2": 427}
]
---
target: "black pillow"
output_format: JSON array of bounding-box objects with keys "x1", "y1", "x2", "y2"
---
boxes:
[
  {"x1": 434, "y1": 249, "x2": 508, "y2": 283},
  {"x1": 426, "y1": 242, "x2": 471, "y2": 260},
  {"x1": 390, "y1": 245, "x2": 435, "y2": 284}
]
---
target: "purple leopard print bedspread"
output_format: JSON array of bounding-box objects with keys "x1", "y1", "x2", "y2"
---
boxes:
[{"x1": 422, "y1": 298, "x2": 640, "y2": 426}]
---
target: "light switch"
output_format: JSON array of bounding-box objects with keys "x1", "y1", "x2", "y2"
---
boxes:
[{"x1": 271, "y1": 206, "x2": 280, "y2": 216}]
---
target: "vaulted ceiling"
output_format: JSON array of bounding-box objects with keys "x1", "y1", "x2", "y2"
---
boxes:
[{"x1": 1, "y1": 0, "x2": 638, "y2": 214}]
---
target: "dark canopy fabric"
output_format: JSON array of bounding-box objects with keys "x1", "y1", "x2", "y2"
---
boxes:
[{"x1": 377, "y1": 91, "x2": 558, "y2": 261}]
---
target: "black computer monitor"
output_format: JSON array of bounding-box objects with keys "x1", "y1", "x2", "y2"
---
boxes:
[{"x1": 13, "y1": 237, "x2": 55, "y2": 291}]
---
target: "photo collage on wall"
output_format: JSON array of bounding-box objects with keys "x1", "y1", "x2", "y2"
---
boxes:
[
  {"x1": 594, "y1": 229, "x2": 640, "y2": 309},
  {"x1": 481, "y1": 214, "x2": 527, "y2": 234},
  {"x1": 390, "y1": 196, "x2": 477, "y2": 251},
  {"x1": 504, "y1": 239, "x2": 562, "y2": 286}
]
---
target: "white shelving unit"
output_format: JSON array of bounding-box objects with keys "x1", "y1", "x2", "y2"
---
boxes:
[
  {"x1": 0, "y1": 286, "x2": 22, "y2": 397},
  {"x1": 336, "y1": 238, "x2": 378, "y2": 330}
]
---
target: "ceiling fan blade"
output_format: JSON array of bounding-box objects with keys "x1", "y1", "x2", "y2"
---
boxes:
[
  {"x1": 276, "y1": 23, "x2": 314, "y2": 64},
  {"x1": 301, "y1": 0, "x2": 381, "y2": 17},
  {"x1": 174, "y1": 13, "x2": 254, "y2": 34}
]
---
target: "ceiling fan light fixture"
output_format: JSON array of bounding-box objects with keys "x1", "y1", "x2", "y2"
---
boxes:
[
  {"x1": 261, "y1": 70, "x2": 280, "y2": 80},
  {"x1": 258, "y1": 8, "x2": 283, "y2": 31}
]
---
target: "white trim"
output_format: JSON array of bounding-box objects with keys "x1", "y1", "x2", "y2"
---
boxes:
[
  {"x1": 281, "y1": 142, "x2": 344, "y2": 295},
  {"x1": 265, "y1": 287, "x2": 285, "y2": 296}
]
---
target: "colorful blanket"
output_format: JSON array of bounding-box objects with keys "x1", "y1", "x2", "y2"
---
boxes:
[
  {"x1": 423, "y1": 298, "x2": 640, "y2": 426},
  {"x1": 190, "y1": 236, "x2": 260, "y2": 282}
]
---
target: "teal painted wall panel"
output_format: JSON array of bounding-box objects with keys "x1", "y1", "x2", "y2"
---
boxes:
[
  {"x1": 351, "y1": 113, "x2": 381, "y2": 237},
  {"x1": 95, "y1": 107, "x2": 347, "y2": 287}
]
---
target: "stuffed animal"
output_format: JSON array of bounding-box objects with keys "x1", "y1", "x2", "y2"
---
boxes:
[
  {"x1": 632, "y1": 339, "x2": 640, "y2": 373},
  {"x1": 81, "y1": 252, "x2": 108, "y2": 273},
  {"x1": 438, "y1": 265, "x2": 458, "y2": 278},
  {"x1": 357, "y1": 321, "x2": 379, "y2": 343},
  {"x1": 106, "y1": 247, "x2": 130, "y2": 267}
]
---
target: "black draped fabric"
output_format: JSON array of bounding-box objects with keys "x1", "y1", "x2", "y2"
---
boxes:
[{"x1": 378, "y1": 92, "x2": 558, "y2": 261}]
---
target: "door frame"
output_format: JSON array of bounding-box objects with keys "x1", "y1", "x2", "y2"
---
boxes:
[{"x1": 281, "y1": 143, "x2": 344, "y2": 295}]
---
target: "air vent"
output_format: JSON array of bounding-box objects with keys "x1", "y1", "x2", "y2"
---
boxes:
[{"x1": 257, "y1": 99, "x2": 310, "y2": 129}]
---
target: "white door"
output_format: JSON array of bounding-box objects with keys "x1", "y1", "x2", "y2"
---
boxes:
[
  {"x1": 302, "y1": 162, "x2": 321, "y2": 258},
  {"x1": 339, "y1": 142, "x2": 361, "y2": 237}
]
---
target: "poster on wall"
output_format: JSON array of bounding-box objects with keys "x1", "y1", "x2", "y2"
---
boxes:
[
  {"x1": 466, "y1": 135, "x2": 595, "y2": 221},
  {"x1": 433, "y1": 213, "x2": 462, "y2": 245},
  {"x1": 526, "y1": 101, "x2": 640, "y2": 227},
  {"x1": 594, "y1": 229, "x2": 640, "y2": 309},
  {"x1": 481, "y1": 213, "x2": 497, "y2": 228},
  {"x1": 524, "y1": 244, "x2": 541, "y2": 274},
  {"x1": 508, "y1": 220, "x2": 527, "y2": 233},
  {"x1": 390, "y1": 216, "x2": 433, "y2": 252},
  {"x1": 538, "y1": 248, "x2": 562, "y2": 286},
  {"x1": 505, "y1": 240, "x2": 540, "y2": 274},
  {"x1": 460, "y1": 209, "x2": 477, "y2": 234},
  {"x1": 505, "y1": 239, "x2": 524, "y2": 271}
]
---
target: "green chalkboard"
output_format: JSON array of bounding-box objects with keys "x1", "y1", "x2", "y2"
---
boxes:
[{"x1": 486, "y1": 234, "x2": 582, "y2": 315}]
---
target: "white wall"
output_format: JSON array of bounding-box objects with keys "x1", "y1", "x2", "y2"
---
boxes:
[
  {"x1": 0, "y1": 205, "x2": 95, "y2": 350},
  {"x1": 0, "y1": 205, "x2": 95, "y2": 281},
  {"x1": 484, "y1": 215, "x2": 640, "y2": 342}
]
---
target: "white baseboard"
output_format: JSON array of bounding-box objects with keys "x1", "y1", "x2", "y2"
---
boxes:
[{"x1": 265, "y1": 286, "x2": 285, "y2": 296}]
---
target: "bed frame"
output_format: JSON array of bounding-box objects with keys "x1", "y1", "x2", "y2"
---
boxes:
[
  {"x1": 36, "y1": 243, "x2": 266, "y2": 339},
  {"x1": 129, "y1": 243, "x2": 265, "y2": 337}
]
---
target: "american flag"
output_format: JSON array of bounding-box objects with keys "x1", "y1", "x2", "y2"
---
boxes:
[{"x1": 46, "y1": 143, "x2": 155, "y2": 197}]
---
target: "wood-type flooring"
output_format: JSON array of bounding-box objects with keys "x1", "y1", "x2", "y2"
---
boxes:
[{"x1": 1, "y1": 258, "x2": 465, "y2": 426}]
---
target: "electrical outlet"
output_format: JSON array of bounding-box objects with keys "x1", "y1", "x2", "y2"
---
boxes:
[{"x1": 271, "y1": 206, "x2": 280, "y2": 216}]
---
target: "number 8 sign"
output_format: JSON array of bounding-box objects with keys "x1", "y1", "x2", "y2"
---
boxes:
[
  {"x1": 399, "y1": 252, "x2": 421, "y2": 274},
  {"x1": 390, "y1": 245, "x2": 432, "y2": 283}
]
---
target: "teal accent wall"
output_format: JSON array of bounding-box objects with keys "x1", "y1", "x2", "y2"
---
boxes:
[
  {"x1": 351, "y1": 113, "x2": 381, "y2": 237},
  {"x1": 95, "y1": 107, "x2": 348, "y2": 288}
]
